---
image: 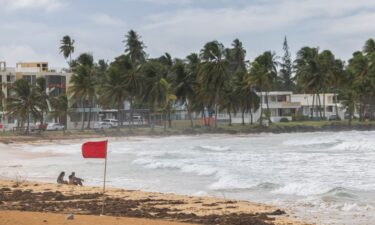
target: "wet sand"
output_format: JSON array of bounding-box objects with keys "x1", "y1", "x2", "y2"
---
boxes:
[
  {"x1": 0, "y1": 179, "x2": 312, "y2": 225},
  {"x1": 0, "y1": 210, "x2": 196, "y2": 225}
]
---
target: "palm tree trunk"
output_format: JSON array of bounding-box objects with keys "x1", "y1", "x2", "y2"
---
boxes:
[
  {"x1": 241, "y1": 109, "x2": 245, "y2": 125},
  {"x1": 26, "y1": 108, "x2": 30, "y2": 135},
  {"x1": 317, "y1": 93, "x2": 323, "y2": 119},
  {"x1": 117, "y1": 99, "x2": 122, "y2": 131},
  {"x1": 265, "y1": 92, "x2": 272, "y2": 124},
  {"x1": 215, "y1": 104, "x2": 218, "y2": 129},
  {"x1": 311, "y1": 94, "x2": 315, "y2": 120},
  {"x1": 87, "y1": 98, "x2": 92, "y2": 129},
  {"x1": 335, "y1": 92, "x2": 339, "y2": 120},
  {"x1": 259, "y1": 91, "x2": 263, "y2": 126},
  {"x1": 187, "y1": 104, "x2": 194, "y2": 128},
  {"x1": 250, "y1": 109, "x2": 254, "y2": 125},
  {"x1": 370, "y1": 94, "x2": 374, "y2": 121},
  {"x1": 130, "y1": 97, "x2": 134, "y2": 132},
  {"x1": 81, "y1": 99, "x2": 85, "y2": 130},
  {"x1": 323, "y1": 92, "x2": 326, "y2": 119},
  {"x1": 163, "y1": 112, "x2": 167, "y2": 131},
  {"x1": 168, "y1": 112, "x2": 172, "y2": 128},
  {"x1": 202, "y1": 108, "x2": 207, "y2": 126}
]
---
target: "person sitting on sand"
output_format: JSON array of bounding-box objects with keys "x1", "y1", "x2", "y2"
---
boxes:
[
  {"x1": 57, "y1": 171, "x2": 68, "y2": 184},
  {"x1": 68, "y1": 172, "x2": 84, "y2": 186}
]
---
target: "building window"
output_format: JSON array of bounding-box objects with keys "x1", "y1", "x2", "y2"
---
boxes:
[
  {"x1": 6, "y1": 74, "x2": 15, "y2": 83},
  {"x1": 22, "y1": 75, "x2": 36, "y2": 85},
  {"x1": 277, "y1": 95, "x2": 287, "y2": 102},
  {"x1": 326, "y1": 106, "x2": 333, "y2": 113}
]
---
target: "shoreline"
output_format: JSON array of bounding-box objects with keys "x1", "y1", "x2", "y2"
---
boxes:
[
  {"x1": 1, "y1": 122, "x2": 375, "y2": 144},
  {"x1": 0, "y1": 179, "x2": 312, "y2": 225}
]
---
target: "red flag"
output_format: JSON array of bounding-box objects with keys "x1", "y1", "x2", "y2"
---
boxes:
[{"x1": 82, "y1": 141, "x2": 107, "y2": 158}]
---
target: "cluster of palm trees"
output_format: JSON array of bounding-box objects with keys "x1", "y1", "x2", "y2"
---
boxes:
[
  {"x1": 65, "y1": 30, "x2": 375, "y2": 129},
  {"x1": 4, "y1": 77, "x2": 68, "y2": 133},
  {"x1": 3, "y1": 30, "x2": 373, "y2": 132},
  {"x1": 295, "y1": 39, "x2": 375, "y2": 123}
]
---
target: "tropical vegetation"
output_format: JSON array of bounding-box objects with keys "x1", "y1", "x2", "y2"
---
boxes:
[{"x1": 2, "y1": 30, "x2": 375, "y2": 132}]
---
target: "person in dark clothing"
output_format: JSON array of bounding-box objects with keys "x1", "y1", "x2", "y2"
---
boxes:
[
  {"x1": 57, "y1": 171, "x2": 68, "y2": 184},
  {"x1": 68, "y1": 172, "x2": 84, "y2": 186}
]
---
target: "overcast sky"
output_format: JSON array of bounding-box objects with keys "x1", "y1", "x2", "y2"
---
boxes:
[{"x1": 0, "y1": 0, "x2": 374, "y2": 67}]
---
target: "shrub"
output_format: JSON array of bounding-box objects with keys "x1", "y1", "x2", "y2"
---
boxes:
[{"x1": 280, "y1": 118, "x2": 289, "y2": 123}]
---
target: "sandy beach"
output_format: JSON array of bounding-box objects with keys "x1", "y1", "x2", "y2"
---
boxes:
[{"x1": 0, "y1": 179, "x2": 311, "y2": 225}]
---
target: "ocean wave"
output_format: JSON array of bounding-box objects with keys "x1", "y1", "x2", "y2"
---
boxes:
[
  {"x1": 197, "y1": 145, "x2": 231, "y2": 152},
  {"x1": 330, "y1": 140, "x2": 375, "y2": 151},
  {"x1": 272, "y1": 183, "x2": 331, "y2": 196},
  {"x1": 323, "y1": 187, "x2": 358, "y2": 199},
  {"x1": 282, "y1": 138, "x2": 339, "y2": 147},
  {"x1": 132, "y1": 158, "x2": 220, "y2": 176}
]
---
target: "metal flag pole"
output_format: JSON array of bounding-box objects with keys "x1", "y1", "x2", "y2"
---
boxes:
[{"x1": 101, "y1": 140, "x2": 108, "y2": 215}]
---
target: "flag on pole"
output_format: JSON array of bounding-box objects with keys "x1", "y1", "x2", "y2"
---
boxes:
[
  {"x1": 82, "y1": 141, "x2": 107, "y2": 158},
  {"x1": 82, "y1": 140, "x2": 108, "y2": 215}
]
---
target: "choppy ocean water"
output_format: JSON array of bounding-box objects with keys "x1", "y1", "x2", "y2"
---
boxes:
[{"x1": 1, "y1": 131, "x2": 375, "y2": 225}]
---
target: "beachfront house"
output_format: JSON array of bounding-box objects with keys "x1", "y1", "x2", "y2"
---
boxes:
[
  {"x1": 216, "y1": 91, "x2": 301, "y2": 124},
  {"x1": 254, "y1": 92, "x2": 301, "y2": 122},
  {"x1": 291, "y1": 94, "x2": 345, "y2": 120}
]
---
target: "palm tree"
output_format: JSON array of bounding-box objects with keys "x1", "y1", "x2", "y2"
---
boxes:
[
  {"x1": 363, "y1": 39, "x2": 375, "y2": 55},
  {"x1": 159, "y1": 78, "x2": 177, "y2": 130},
  {"x1": 69, "y1": 53, "x2": 97, "y2": 129},
  {"x1": 340, "y1": 90, "x2": 356, "y2": 125},
  {"x1": 141, "y1": 61, "x2": 168, "y2": 130},
  {"x1": 6, "y1": 79, "x2": 40, "y2": 134},
  {"x1": 174, "y1": 60, "x2": 197, "y2": 128},
  {"x1": 35, "y1": 77, "x2": 50, "y2": 124},
  {"x1": 198, "y1": 41, "x2": 229, "y2": 128},
  {"x1": 234, "y1": 71, "x2": 260, "y2": 125},
  {"x1": 99, "y1": 63, "x2": 128, "y2": 130},
  {"x1": 50, "y1": 94, "x2": 68, "y2": 130},
  {"x1": 295, "y1": 47, "x2": 323, "y2": 119},
  {"x1": 347, "y1": 51, "x2": 372, "y2": 121},
  {"x1": 249, "y1": 61, "x2": 268, "y2": 126},
  {"x1": 59, "y1": 35, "x2": 75, "y2": 70},
  {"x1": 123, "y1": 30, "x2": 146, "y2": 65},
  {"x1": 254, "y1": 51, "x2": 278, "y2": 124},
  {"x1": 226, "y1": 39, "x2": 247, "y2": 74}
]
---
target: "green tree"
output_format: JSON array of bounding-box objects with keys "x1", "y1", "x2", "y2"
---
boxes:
[
  {"x1": 123, "y1": 30, "x2": 147, "y2": 65},
  {"x1": 249, "y1": 61, "x2": 268, "y2": 126},
  {"x1": 198, "y1": 41, "x2": 229, "y2": 128},
  {"x1": 59, "y1": 35, "x2": 75, "y2": 70},
  {"x1": 253, "y1": 51, "x2": 278, "y2": 124},
  {"x1": 50, "y1": 94, "x2": 68, "y2": 130},
  {"x1": 295, "y1": 47, "x2": 323, "y2": 119},
  {"x1": 69, "y1": 53, "x2": 97, "y2": 129},
  {"x1": 174, "y1": 59, "x2": 197, "y2": 128},
  {"x1": 35, "y1": 77, "x2": 50, "y2": 124},
  {"x1": 279, "y1": 36, "x2": 294, "y2": 91},
  {"x1": 6, "y1": 79, "x2": 40, "y2": 134}
]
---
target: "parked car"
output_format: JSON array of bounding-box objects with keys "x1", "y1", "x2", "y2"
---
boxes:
[
  {"x1": 102, "y1": 119, "x2": 118, "y2": 127},
  {"x1": 328, "y1": 115, "x2": 338, "y2": 121},
  {"x1": 93, "y1": 122, "x2": 112, "y2": 129},
  {"x1": 46, "y1": 123, "x2": 65, "y2": 131}
]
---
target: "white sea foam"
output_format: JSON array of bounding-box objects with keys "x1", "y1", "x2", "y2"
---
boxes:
[
  {"x1": 198, "y1": 145, "x2": 231, "y2": 152},
  {"x1": 272, "y1": 183, "x2": 332, "y2": 196}
]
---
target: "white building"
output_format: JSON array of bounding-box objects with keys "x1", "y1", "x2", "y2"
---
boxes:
[{"x1": 291, "y1": 94, "x2": 344, "y2": 119}]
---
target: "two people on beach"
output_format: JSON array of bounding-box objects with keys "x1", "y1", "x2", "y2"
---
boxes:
[{"x1": 57, "y1": 171, "x2": 84, "y2": 186}]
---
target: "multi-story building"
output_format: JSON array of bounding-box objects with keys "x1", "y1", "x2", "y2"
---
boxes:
[
  {"x1": 291, "y1": 94, "x2": 344, "y2": 119},
  {"x1": 0, "y1": 61, "x2": 71, "y2": 129}
]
